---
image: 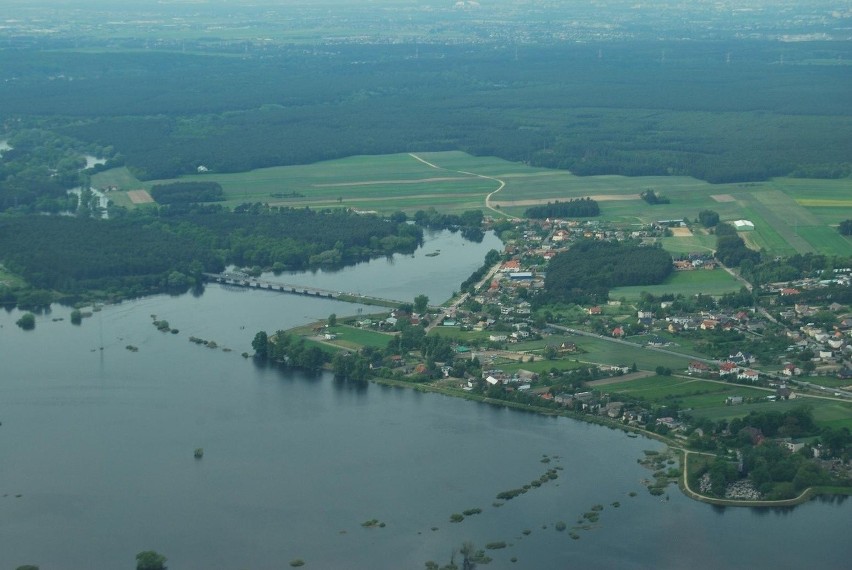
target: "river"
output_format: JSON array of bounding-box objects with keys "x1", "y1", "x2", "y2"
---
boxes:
[{"x1": 0, "y1": 231, "x2": 848, "y2": 569}]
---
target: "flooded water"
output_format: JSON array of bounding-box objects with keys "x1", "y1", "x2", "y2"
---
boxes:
[{"x1": 0, "y1": 232, "x2": 849, "y2": 569}]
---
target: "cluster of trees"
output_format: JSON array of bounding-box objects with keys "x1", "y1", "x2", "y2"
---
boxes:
[
  {"x1": 743, "y1": 251, "x2": 852, "y2": 286},
  {"x1": 639, "y1": 189, "x2": 670, "y2": 205},
  {"x1": 689, "y1": 408, "x2": 849, "y2": 500},
  {"x1": 0, "y1": 215, "x2": 220, "y2": 296},
  {"x1": 839, "y1": 220, "x2": 852, "y2": 236},
  {"x1": 698, "y1": 209, "x2": 720, "y2": 228},
  {"x1": 3, "y1": 41, "x2": 850, "y2": 185},
  {"x1": 0, "y1": 206, "x2": 425, "y2": 307},
  {"x1": 543, "y1": 241, "x2": 673, "y2": 304},
  {"x1": 413, "y1": 208, "x2": 485, "y2": 242},
  {"x1": 524, "y1": 198, "x2": 600, "y2": 219},
  {"x1": 714, "y1": 223, "x2": 761, "y2": 268},
  {"x1": 149, "y1": 181, "x2": 224, "y2": 204},
  {"x1": 0, "y1": 129, "x2": 115, "y2": 213},
  {"x1": 253, "y1": 330, "x2": 329, "y2": 371}
]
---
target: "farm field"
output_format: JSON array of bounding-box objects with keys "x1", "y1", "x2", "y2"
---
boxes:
[
  {"x1": 602, "y1": 375, "x2": 770, "y2": 408},
  {"x1": 691, "y1": 396, "x2": 852, "y2": 431},
  {"x1": 559, "y1": 335, "x2": 693, "y2": 371},
  {"x1": 91, "y1": 152, "x2": 851, "y2": 256},
  {"x1": 609, "y1": 268, "x2": 741, "y2": 300},
  {"x1": 322, "y1": 324, "x2": 396, "y2": 350}
]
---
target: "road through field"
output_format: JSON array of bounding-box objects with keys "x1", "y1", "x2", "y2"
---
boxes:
[{"x1": 408, "y1": 153, "x2": 509, "y2": 217}]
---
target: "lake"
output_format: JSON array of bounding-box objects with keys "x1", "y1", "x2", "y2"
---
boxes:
[{"x1": 0, "y1": 231, "x2": 848, "y2": 569}]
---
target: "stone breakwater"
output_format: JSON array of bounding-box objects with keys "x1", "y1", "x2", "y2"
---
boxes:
[{"x1": 697, "y1": 473, "x2": 762, "y2": 500}]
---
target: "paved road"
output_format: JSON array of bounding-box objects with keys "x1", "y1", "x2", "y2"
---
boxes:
[{"x1": 425, "y1": 261, "x2": 503, "y2": 334}]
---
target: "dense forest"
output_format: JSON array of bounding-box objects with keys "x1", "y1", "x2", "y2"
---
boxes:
[
  {"x1": 543, "y1": 240, "x2": 673, "y2": 304},
  {"x1": 1, "y1": 40, "x2": 850, "y2": 186},
  {"x1": 524, "y1": 198, "x2": 600, "y2": 219},
  {"x1": 0, "y1": 207, "x2": 423, "y2": 306}
]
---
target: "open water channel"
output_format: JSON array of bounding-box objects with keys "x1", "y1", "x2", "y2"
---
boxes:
[{"x1": 0, "y1": 231, "x2": 848, "y2": 569}]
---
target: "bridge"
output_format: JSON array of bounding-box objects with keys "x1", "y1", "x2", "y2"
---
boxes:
[{"x1": 202, "y1": 272, "x2": 405, "y2": 307}]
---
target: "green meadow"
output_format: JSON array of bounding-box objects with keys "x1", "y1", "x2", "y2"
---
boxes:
[
  {"x1": 93, "y1": 151, "x2": 851, "y2": 257},
  {"x1": 691, "y1": 397, "x2": 852, "y2": 431},
  {"x1": 600, "y1": 374, "x2": 852, "y2": 429},
  {"x1": 610, "y1": 269, "x2": 742, "y2": 300},
  {"x1": 603, "y1": 375, "x2": 770, "y2": 407}
]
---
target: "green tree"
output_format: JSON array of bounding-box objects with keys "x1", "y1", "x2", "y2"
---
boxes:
[
  {"x1": 698, "y1": 209, "x2": 720, "y2": 227},
  {"x1": 414, "y1": 294, "x2": 429, "y2": 315},
  {"x1": 135, "y1": 550, "x2": 167, "y2": 570},
  {"x1": 328, "y1": 313, "x2": 337, "y2": 327},
  {"x1": 252, "y1": 330, "x2": 269, "y2": 359},
  {"x1": 16, "y1": 312, "x2": 35, "y2": 330},
  {"x1": 70, "y1": 309, "x2": 82, "y2": 325}
]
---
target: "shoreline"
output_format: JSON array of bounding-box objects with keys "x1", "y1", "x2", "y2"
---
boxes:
[{"x1": 361, "y1": 370, "x2": 852, "y2": 508}]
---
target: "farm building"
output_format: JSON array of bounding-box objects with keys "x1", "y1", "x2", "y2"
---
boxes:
[{"x1": 732, "y1": 219, "x2": 755, "y2": 231}]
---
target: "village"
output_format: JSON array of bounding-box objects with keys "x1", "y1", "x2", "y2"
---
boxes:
[{"x1": 306, "y1": 213, "x2": 852, "y2": 502}]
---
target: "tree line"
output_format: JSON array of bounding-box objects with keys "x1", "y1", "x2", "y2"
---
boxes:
[
  {"x1": 0, "y1": 206, "x2": 424, "y2": 307},
  {"x1": 524, "y1": 198, "x2": 600, "y2": 219}
]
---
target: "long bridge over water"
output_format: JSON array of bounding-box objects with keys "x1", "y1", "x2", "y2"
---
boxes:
[{"x1": 202, "y1": 272, "x2": 406, "y2": 307}]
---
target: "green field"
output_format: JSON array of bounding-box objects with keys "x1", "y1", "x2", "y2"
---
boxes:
[
  {"x1": 325, "y1": 324, "x2": 396, "y2": 350},
  {"x1": 92, "y1": 152, "x2": 851, "y2": 256},
  {"x1": 691, "y1": 397, "x2": 852, "y2": 431},
  {"x1": 610, "y1": 269, "x2": 741, "y2": 300},
  {"x1": 601, "y1": 374, "x2": 852, "y2": 429},
  {"x1": 557, "y1": 335, "x2": 693, "y2": 371},
  {"x1": 602, "y1": 375, "x2": 769, "y2": 405}
]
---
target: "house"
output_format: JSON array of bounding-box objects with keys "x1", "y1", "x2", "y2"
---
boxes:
[
  {"x1": 605, "y1": 402, "x2": 624, "y2": 418},
  {"x1": 776, "y1": 386, "x2": 795, "y2": 400},
  {"x1": 501, "y1": 259, "x2": 521, "y2": 272},
  {"x1": 509, "y1": 271, "x2": 534, "y2": 281},
  {"x1": 656, "y1": 417, "x2": 681, "y2": 429},
  {"x1": 737, "y1": 369, "x2": 759, "y2": 382},
  {"x1": 612, "y1": 326, "x2": 625, "y2": 338},
  {"x1": 783, "y1": 363, "x2": 802, "y2": 376},
  {"x1": 734, "y1": 311, "x2": 751, "y2": 322},
  {"x1": 486, "y1": 375, "x2": 500, "y2": 386},
  {"x1": 689, "y1": 361, "x2": 710, "y2": 374},
  {"x1": 701, "y1": 319, "x2": 719, "y2": 330},
  {"x1": 489, "y1": 334, "x2": 508, "y2": 342},
  {"x1": 587, "y1": 306, "x2": 602, "y2": 315},
  {"x1": 554, "y1": 393, "x2": 574, "y2": 405},
  {"x1": 727, "y1": 351, "x2": 755, "y2": 365},
  {"x1": 647, "y1": 336, "x2": 666, "y2": 347},
  {"x1": 780, "y1": 288, "x2": 800, "y2": 296},
  {"x1": 719, "y1": 362, "x2": 739, "y2": 375},
  {"x1": 726, "y1": 396, "x2": 744, "y2": 405},
  {"x1": 551, "y1": 229, "x2": 570, "y2": 242}
]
